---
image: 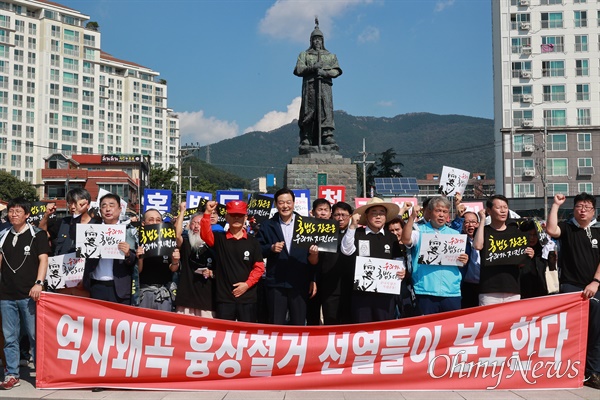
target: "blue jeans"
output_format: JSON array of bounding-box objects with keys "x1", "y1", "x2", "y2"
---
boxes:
[{"x1": 1, "y1": 298, "x2": 36, "y2": 377}]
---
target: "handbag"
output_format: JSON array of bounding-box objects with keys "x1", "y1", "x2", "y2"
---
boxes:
[{"x1": 545, "y1": 266, "x2": 559, "y2": 294}]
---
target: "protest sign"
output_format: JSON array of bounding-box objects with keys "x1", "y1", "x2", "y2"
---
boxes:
[
  {"x1": 75, "y1": 224, "x2": 126, "y2": 259},
  {"x1": 27, "y1": 202, "x2": 55, "y2": 225},
  {"x1": 46, "y1": 252, "x2": 85, "y2": 290},
  {"x1": 481, "y1": 229, "x2": 529, "y2": 266},
  {"x1": 137, "y1": 223, "x2": 177, "y2": 258},
  {"x1": 247, "y1": 194, "x2": 274, "y2": 224},
  {"x1": 292, "y1": 215, "x2": 338, "y2": 253},
  {"x1": 36, "y1": 292, "x2": 588, "y2": 390},
  {"x1": 186, "y1": 191, "x2": 212, "y2": 208},
  {"x1": 318, "y1": 185, "x2": 345, "y2": 204},
  {"x1": 354, "y1": 256, "x2": 404, "y2": 295},
  {"x1": 417, "y1": 233, "x2": 467, "y2": 266},
  {"x1": 439, "y1": 166, "x2": 470, "y2": 197}
]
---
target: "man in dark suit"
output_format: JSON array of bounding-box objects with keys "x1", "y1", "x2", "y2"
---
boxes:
[
  {"x1": 82, "y1": 193, "x2": 137, "y2": 305},
  {"x1": 257, "y1": 188, "x2": 318, "y2": 325}
]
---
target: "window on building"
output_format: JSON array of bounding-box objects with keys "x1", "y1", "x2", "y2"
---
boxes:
[
  {"x1": 576, "y1": 59, "x2": 589, "y2": 76},
  {"x1": 543, "y1": 109, "x2": 566, "y2": 126},
  {"x1": 578, "y1": 158, "x2": 593, "y2": 168},
  {"x1": 513, "y1": 133, "x2": 534, "y2": 151},
  {"x1": 577, "y1": 108, "x2": 591, "y2": 125},
  {"x1": 514, "y1": 159, "x2": 535, "y2": 176},
  {"x1": 547, "y1": 158, "x2": 568, "y2": 176},
  {"x1": 511, "y1": 37, "x2": 531, "y2": 54},
  {"x1": 514, "y1": 183, "x2": 535, "y2": 198},
  {"x1": 542, "y1": 85, "x2": 565, "y2": 101},
  {"x1": 575, "y1": 35, "x2": 588, "y2": 52},
  {"x1": 548, "y1": 183, "x2": 568, "y2": 196},
  {"x1": 547, "y1": 133, "x2": 567, "y2": 151},
  {"x1": 578, "y1": 133, "x2": 591, "y2": 150},
  {"x1": 513, "y1": 110, "x2": 533, "y2": 127},
  {"x1": 541, "y1": 12, "x2": 563, "y2": 29},
  {"x1": 541, "y1": 36, "x2": 564, "y2": 52},
  {"x1": 574, "y1": 11, "x2": 587, "y2": 27},
  {"x1": 576, "y1": 84, "x2": 590, "y2": 101},
  {"x1": 542, "y1": 60, "x2": 565, "y2": 77},
  {"x1": 579, "y1": 183, "x2": 593, "y2": 193},
  {"x1": 510, "y1": 13, "x2": 531, "y2": 30}
]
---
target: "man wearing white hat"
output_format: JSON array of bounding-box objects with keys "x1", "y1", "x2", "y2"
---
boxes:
[{"x1": 341, "y1": 198, "x2": 405, "y2": 323}]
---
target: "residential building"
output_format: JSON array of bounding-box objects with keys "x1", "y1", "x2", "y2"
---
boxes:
[
  {"x1": 493, "y1": 0, "x2": 599, "y2": 198},
  {"x1": 0, "y1": 0, "x2": 179, "y2": 192}
]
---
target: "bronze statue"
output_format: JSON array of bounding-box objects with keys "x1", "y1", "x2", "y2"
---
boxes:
[{"x1": 294, "y1": 18, "x2": 342, "y2": 154}]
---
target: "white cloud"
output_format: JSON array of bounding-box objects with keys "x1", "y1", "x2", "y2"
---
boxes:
[
  {"x1": 177, "y1": 110, "x2": 239, "y2": 146},
  {"x1": 244, "y1": 97, "x2": 301, "y2": 133},
  {"x1": 259, "y1": 0, "x2": 375, "y2": 43},
  {"x1": 358, "y1": 26, "x2": 380, "y2": 44},
  {"x1": 377, "y1": 100, "x2": 393, "y2": 107},
  {"x1": 434, "y1": 0, "x2": 456, "y2": 12}
]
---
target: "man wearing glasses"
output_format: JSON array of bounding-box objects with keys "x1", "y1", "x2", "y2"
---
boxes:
[{"x1": 546, "y1": 192, "x2": 600, "y2": 390}]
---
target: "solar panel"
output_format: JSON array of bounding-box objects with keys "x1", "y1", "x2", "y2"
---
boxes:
[{"x1": 374, "y1": 177, "x2": 420, "y2": 196}]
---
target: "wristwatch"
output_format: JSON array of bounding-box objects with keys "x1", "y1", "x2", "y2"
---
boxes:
[
  {"x1": 593, "y1": 278, "x2": 600, "y2": 285},
  {"x1": 34, "y1": 280, "x2": 43, "y2": 286}
]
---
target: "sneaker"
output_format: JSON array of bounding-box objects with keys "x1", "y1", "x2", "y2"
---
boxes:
[{"x1": 0, "y1": 375, "x2": 20, "y2": 390}]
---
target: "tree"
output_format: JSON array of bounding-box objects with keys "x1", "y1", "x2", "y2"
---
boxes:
[
  {"x1": 374, "y1": 148, "x2": 403, "y2": 178},
  {"x1": 85, "y1": 21, "x2": 99, "y2": 31},
  {"x1": 149, "y1": 164, "x2": 177, "y2": 190},
  {"x1": 0, "y1": 171, "x2": 38, "y2": 202}
]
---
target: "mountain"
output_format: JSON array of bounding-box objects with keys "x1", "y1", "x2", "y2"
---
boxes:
[{"x1": 189, "y1": 111, "x2": 494, "y2": 186}]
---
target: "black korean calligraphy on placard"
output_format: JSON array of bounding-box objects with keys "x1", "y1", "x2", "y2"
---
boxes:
[
  {"x1": 138, "y1": 223, "x2": 177, "y2": 258},
  {"x1": 482, "y1": 230, "x2": 529, "y2": 267},
  {"x1": 292, "y1": 215, "x2": 339, "y2": 253},
  {"x1": 247, "y1": 194, "x2": 274, "y2": 224}
]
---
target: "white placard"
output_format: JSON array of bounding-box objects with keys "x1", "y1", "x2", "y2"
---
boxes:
[
  {"x1": 417, "y1": 233, "x2": 468, "y2": 266},
  {"x1": 46, "y1": 252, "x2": 85, "y2": 290},
  {"x1": 354, "y1": 256, "x2": 405, "y2": 295},
  {"x1": 75, "y1": 224, "x2": 127, "y2": 259}
]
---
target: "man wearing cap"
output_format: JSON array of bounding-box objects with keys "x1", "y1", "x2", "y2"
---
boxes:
[
  {"x1": 401, "y1": 196, "x2": 469, "y2": 315},
  {"x1": 341, "y1": 197, "x2": 406, "y2": 323},
  {"x1": 201, "y1": 200, "x2": 265, "y2": 323}
]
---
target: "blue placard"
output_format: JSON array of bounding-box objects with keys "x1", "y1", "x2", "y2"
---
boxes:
[
  {"x1": 217, "y1": 190, "x2": 243, "y2": 205},
  {"x1": 143, "y1": 189, "x2": 172, "y2": 216},
  {"x1": 186, "y1": 191, "x2": 212, "y2": 209}
]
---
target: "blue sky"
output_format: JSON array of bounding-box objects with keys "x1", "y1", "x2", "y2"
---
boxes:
[{"x1": 60, "y1": 0, "x2": 493, "y2": 146}]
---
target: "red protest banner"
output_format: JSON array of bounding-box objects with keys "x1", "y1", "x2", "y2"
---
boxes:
[{"x1": 36, "y1": 292, "x2": 588, "y2": 391}]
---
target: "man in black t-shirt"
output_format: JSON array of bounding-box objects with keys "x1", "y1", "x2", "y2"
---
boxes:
[
  {"x1": 0, "y1": 198, "x2": 50, "y2": 390},
  {"x1": 201, "y1": 200, "x2": 265, "y2": 322},
  {"x1": 547, "y1": 192, "x2": 600, "y2": 390}
]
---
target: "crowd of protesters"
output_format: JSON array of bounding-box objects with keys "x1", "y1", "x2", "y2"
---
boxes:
[{"x1": 0, "y1": 187, "x2": 598, "y2": 390}]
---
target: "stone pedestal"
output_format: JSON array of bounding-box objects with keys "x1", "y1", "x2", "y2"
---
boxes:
[{"x1": 285, "y1": 153, "x2": 358, "y2": 205}]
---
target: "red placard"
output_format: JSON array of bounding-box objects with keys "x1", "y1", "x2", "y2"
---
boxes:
[
  {"x1": 37, "y1": 292, "x2": 588, "y2": 391},
  {"x1": 318, "y1": 185, "x2": 345, "y2": 204}
]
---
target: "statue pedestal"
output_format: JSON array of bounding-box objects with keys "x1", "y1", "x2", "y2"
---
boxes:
[{"x1": 284, "y1": 153, "x2": 358, "y2": 205}]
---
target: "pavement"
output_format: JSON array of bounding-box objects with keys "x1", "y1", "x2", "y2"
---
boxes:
[{"x1": 0, "y1": 367, "x2": 598, "y2": 400}]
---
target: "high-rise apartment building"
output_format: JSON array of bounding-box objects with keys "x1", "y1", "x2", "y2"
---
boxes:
[
  {"x1": 492, "y1": 0, "x2": 599, "y2": 198},
  {"x1": 0, "y1": 0, "x2": 179, "y2": 187}
]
